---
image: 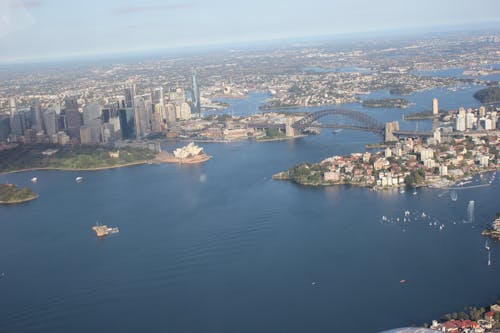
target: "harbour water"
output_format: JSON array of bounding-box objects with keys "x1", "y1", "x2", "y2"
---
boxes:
[{"x1": 0, "y1": 81, "x2": 498, "y2": 332}]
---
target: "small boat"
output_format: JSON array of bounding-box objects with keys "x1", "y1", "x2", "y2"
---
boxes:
[
  {"x1": 485, "y1": 239, "x2": 490, "y2": 251},
  {"x1": 332, "y1": 129, "x2": 342, "y2": 134},
  {"x1": 488, "y1": 251, "x2": 491, "y2": 267},
  {"x1": 450, "y1": 191, "x2": 458, "y2": 201},
  {"x1": 92, "y1": 221, "x2": 119, "y2": 237},
  {"x1": 413, "y1": 190, "x2": 417, "y2": 195},
  {"x1": 30, "y1": 177, "x2": 38, "y2": 183},
  {"x1": 421, "y1": 212, "x2": 427, "y2": 218},
  {"x1": 400, "y1": 279, "x2": 406, "y2": 284},
  {"x1": 382, "y1": 216, "x2": 388, "y2": 222},
  {"x1": 400, "y1": 189, "x2": 405, "y2": 194},
  {"x1": 75, "y1": 176, "x2": 83, "y2": 183},
  {"x1": 405, "y1": 210, "x2": 410, "y2": 217}
]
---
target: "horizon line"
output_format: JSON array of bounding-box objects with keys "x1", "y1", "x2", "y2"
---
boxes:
[{"x1": 1, "y1": 20, "x2": 500, "y2": 66}]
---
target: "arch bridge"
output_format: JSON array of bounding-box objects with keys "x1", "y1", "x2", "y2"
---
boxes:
[{"x1": 292, "y1": 108, "x2": 385, "y2": 134}]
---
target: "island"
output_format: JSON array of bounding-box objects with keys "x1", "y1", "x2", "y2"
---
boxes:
[
  {"x1": 362, "y1": 98, "x2": 409, "y2": 108},
  {"x1": 474, "y1": 87, "x2": 500, "y2": 104},
  {"x1": 403, "y1": 110, "x2": 435, "y2": 120},
  {"x1": 0, "y1": 183, "x2": 38, "y2": 204},
  {"x1": 154, "y1": 142, "x2": 211, "y2": 164},
  {"x1": 0, "y1": 145, "x2": 157, "y2": 174}
]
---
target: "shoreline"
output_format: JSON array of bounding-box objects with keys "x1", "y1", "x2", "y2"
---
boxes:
[
  {"x1": 0, "y1": 160, "x2": 150, "y2": 176},
  {"x1": 256, "y1": 135, "x2": 307, "y2": 142},
  {"x1": 0, "y1": 193, "x2": 39, "y2": 205},
  {"x1": 274, "y1": 168, "x2": 498, "y2": 191}
]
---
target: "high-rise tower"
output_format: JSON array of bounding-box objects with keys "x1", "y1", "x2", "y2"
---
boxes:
[
  {"x1": 432, "y1": 98, "x2": 439, "y2": 116},
  {"x1": 124, "y1": 83, "x2": 136, "y2": 108},
  {"x1": 31, "y1": 98, "x2": 44, "y2": 133},
  {"x1": 64, "y1": 96, "x2": 82, "y2": 139},
  {"x1": 191, "y1": 74, "x2": 201, "y2": 114}
]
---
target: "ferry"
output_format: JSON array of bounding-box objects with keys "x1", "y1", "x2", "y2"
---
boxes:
[
  {"x1": 30, "y1": 177, "x2": 38, "y2": 183},
  {"x1": 92, "y1": 222, "x2": 119, "y2": 237}
]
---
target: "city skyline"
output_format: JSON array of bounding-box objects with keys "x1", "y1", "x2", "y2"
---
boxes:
[{"x1": 1, "y1": 0, "x2": 500, "y2": 63}]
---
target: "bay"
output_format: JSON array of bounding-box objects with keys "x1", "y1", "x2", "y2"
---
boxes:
[{"x1": 0, "y1": 80, "x2": 498, "y2": 333}]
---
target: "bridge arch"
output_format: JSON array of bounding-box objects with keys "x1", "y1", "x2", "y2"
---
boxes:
[{"x1": 292, "y1": 108, "x2": 385, "y2": 133}]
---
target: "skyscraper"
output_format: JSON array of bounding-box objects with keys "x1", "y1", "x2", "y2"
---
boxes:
[
  {"x1": 42, "y1": 109, "x2": 58, "y2": 136},
  {"x1": 134, "y1": 94, "x2": 153, "y2": 138},
  {"x1": 31, "y1": 98, "x2": 44, "y2": 133},
  {"x1": 82, "y1": 102, "x2": 102, "y2": 143},
  {"x1": 8, "y1": 97, "x2": 16, "y2": 116},
  {"x1": 64, "y1": 96, "x2": 82, "y2": 139},
  {"x1": 124, "y1": 83, "x2": 136, "y2": 108},
  {"x1": 153, "y1": 87, "x2": 164, "y2": 106},
  {"x1": 191, "y1": 74, "x2": 201, "y2": 114},
  {"x1": 432, "y1": 98, "x2": 439, "y2": 116},
  {"x1": 118, "y1": 108, "x2": 135, "y2": 139},
  {"x1": 0, "y1": 116, "x2": 11, "y2": 141}
]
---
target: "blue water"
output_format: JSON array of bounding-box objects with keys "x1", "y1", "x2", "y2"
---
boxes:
[
  {"x1": 412, "y1": 65, "x2": 500, "y2": 82},
  {"x1": 0, "y1": 85, "x2": 499, "y2": 333}
]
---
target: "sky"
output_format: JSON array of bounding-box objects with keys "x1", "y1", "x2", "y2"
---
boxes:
[{"x1": 0, "y1": 0, "x2": 499, "y2": 63}]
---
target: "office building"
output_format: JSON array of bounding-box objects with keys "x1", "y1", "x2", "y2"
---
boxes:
[
  {"x1": 153, "y1": 87, "x2": 164, "y2": 106},
  {"x1": 31, "y1": 99, "x2": 44, "y2": 133},
  {"x1": 64, "y1": 96, "x2": 82, "y2": 139},
  {"x1": 124, "y1": 83, "x2": 136, "y2": 108},
  {"x1": 432, "y1": 98, "x2": 438, "y2": 116},
  {"x1": 134, "y1": 94, "x2": 153, "y2": 138},
  {"x1": 191, "y1": 75, "x2": 201, "y2": 114},
  {"x1": 82, "y1": 102, "x2": 102, "y2": 143},
  {"x1": 42, "y1": 109, "x2": 58, "y2": 136},
  {"x1": 0, "y1": 116, "x2": 10, "y2": 141}
]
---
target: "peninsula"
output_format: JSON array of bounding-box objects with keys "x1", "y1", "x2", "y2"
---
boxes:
[
  {"x1": 0, "y1": 183, "x2": 38, "y2": 204},
  {"x1": 482, "y1": 215, "x2": 500, "y2": 239},
  {"x1": 274, "y1": 132, "x2": 499, "y2": 190},
  {"x1": 474, "y1": 87, "x2": 500, "y2": 104}
]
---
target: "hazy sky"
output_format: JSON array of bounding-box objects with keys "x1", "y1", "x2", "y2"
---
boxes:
[{"x1": 1, "y1": 0, "x2": 499, "y2": 62}]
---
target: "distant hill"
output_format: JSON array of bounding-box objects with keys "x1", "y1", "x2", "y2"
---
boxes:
[{"x1": 473, "y1": 87, "x2": 500, "y2": 104}]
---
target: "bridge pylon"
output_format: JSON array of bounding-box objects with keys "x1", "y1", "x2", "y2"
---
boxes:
[
  {"x1": 285, "y1": 117, "x2": 296, "y2": 137},
  {"x1": 385, "y1": 121, "x2": 400, "y2": 142}
]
